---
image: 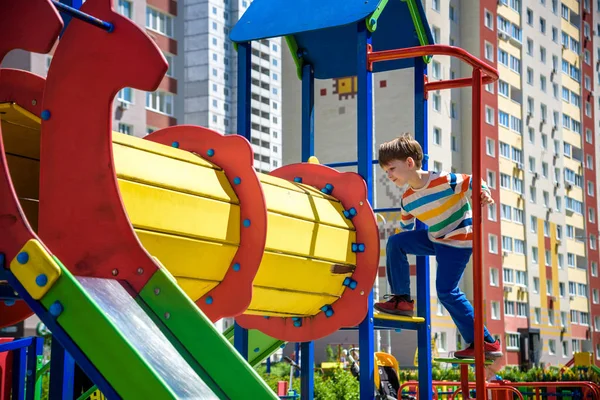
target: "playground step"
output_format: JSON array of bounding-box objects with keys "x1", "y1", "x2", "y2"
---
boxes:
[
  {"x1": 373, "y1": 312, "x2": 425, "y2": 331},
  {"x1": 434, "y1": 357, "x2": 494, "y2": 365}
]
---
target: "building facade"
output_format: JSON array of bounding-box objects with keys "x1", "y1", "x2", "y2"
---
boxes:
[{"x1": 282, "y1": 0, "x2": 600, "y2": 368}]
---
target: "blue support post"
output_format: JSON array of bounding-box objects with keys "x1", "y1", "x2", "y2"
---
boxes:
[
  {"x1": 25, "y1": 337, "x2": 44, "y2": 400},
  {"x1": 356, "y1": 21, "x2": 375, "y2": 400},
  {"x1": 301, "y1": 63, "x2": 315, "y2": 162},
  {"x1": 233, "y1": 321, "x2": 249, "y2": 360},
  {"x1": 413, "y1": 57, "x2": 433, "y2": 400},
  {"x1": 300, "y1": 342, "x2": 314, "y2": 399},
  {"x1": 49, "y1": 338, "x2": 75, "y2": 400},
  {"x1": 236, "y1": 42, "x2": 252, "y2": 142},
  {"x1": 11, "y1": 345, "x2": 27, "y2": 400}
]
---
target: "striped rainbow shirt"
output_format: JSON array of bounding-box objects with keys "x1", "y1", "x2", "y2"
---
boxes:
[{"x1": 398, "y1": 171, "x2": 491, "y2": 248}]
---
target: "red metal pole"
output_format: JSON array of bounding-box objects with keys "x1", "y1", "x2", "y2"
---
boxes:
[
  {"x1": 472, "y1": 68, "x2": 487, "y2": 399},
  {"x1": 460, "y1": 364, "x2": 470, "y2": 399}
]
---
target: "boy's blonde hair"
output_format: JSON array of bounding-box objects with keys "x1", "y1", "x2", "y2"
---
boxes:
[{"x1": 378, "y1": 133, "x2": 424, "y2": 168}]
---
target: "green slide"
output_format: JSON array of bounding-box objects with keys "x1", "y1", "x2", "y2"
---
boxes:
[
  {"x1": 223, "y1": 325, "x2": 287, "y2": 367},
  {"x1": 9, "y1": 239, "x2": 277, "y2": 399}
]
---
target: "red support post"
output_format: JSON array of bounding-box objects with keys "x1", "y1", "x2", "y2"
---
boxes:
[
  {"x1": 460, "y1": 364, "x2": 470, "y2": 400},
  {"x1": 472, "y1": 68, "x2": 487, "y2": 399}
]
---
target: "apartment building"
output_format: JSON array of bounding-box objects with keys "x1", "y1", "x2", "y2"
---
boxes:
[
  {"x1": 182, "y1": 0, "x2": 282, "y2": 173},
  {"x1": 282, "y1": 0, "x2": 600, "y2": 368}
]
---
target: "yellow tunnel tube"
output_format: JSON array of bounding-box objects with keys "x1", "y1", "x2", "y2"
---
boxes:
[{"x1": 2, "y1": 103, "x2": 380, "y2": 341}]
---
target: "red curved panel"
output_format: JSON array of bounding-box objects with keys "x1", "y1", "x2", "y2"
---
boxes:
[
  {"x1": 145, "y1": 126, "x2": 267, "y2": 321},
  {"x1": 0, "y1": 69, "x2": 47, "y2": 327},
  {"x1": 0, "y1": 1, "x2": 62, "y2": 60},
  {"x1": 0, "y1": 302, "x2": 33, "y2": 329},
  {"x1": 38, "y1": 0, "x2": 169, "y2": 293},
  {"x1": 0, "y1": 69, "x2": 46, "y2": 117},
  {"x1": 236, "y1": 163, "x2": 380, "y2": 342},
  {"x1": 0, "y1": 1, "x2": 63, "y2": 328}
]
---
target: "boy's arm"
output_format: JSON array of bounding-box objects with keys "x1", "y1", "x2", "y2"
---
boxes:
[
  {"x1": 452, "y1": 173, "x2": 491, "y2": 196},
  {"x1": 399, "y1": 199, "x2": 416, "y2": 231}
]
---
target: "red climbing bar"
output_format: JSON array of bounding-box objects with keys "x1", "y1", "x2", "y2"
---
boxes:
[
  {"x1": 471, "y1": 67, "x2": 486, "y2": 400},
  {"x1": 426, "y1": 77, "x2": 480, "y2": 92},
  {"x1": 370, "y1": 44, "x2": 498, "y2": 400},
  {"x1": 367, "y1": 44, "x2": 499, "y2": 86}
]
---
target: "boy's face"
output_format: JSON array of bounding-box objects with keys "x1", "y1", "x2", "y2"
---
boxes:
[{"x1": 382, "y1": 158, "x2": 414, "y2": 187}]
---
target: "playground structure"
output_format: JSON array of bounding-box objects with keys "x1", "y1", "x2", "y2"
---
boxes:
[{"x1": 1, "y1": 0, "x2": 600, "y2": 399}]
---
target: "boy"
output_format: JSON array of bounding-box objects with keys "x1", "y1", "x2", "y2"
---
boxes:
[{"x1": 374, "y1": 133, "x2": 502, "y2": 360}]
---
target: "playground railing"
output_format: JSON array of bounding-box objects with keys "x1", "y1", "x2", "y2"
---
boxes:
[
  {"x1": 0, "y1": 336, "x2": 44, "y2": 400},
  {"x1": 369, "y1": 42, "x2": 499, "y2": 397},
  {"x1": 399, "y1": 379, "x2": 600, "y2": 400}
]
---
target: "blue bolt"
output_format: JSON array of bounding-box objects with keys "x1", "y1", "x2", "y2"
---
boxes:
[
  {"x1": 36, "y1": 274, "x2": 48, "y2": 287},
  {"x1": 325, "y1": 309, "x2": 334, "y2": 317},
  {"x1": 292, "y1": 317, "x2": 300, "y2": 321},
  {"x1": 351, "y1": 243, "x2": 358, "y2": 252},
  {"x1": 294, "y1": 177, "x2": 302, "y2": 183},
  {"x1": 233, "y1": 177, "x2": 241, "y2": 185},
  {"x1": 232, "y1": 263, "x2": 240, "y2": 271},
  {"x1": 321, "y1": 188, "x2": 329, "y2": 194},
  {"x1": 395, "y1": 328, "x2": 402, "y2": 333},
  {"x1": 264, "y1": 316, "x2": 270, "y2": 319},
  {"x1": 321, "y1": 305, "x2": 328, "y2": 312},
  {"x1": 171, "y1": 141, "x2": 180, "y2": 148},
  {"x1": 206, "y1": 296, "x2": 213, "y2": 304},
  {"x1": 280, "y1": 344, "x2": 286, "y2": 348},
  {"x1": 4, "y1": 300, "x2": 15, "y2": 307},
  {"x1": 349, "y1": 208, "x2": 357, "y2": 216},
  {"x1": 293, "y1": 320, "x2": 302, "y2": 327},
  {"x1": 207, "y1": 149, "x2": 215, "y2": 157},
  {"x1": 49, "y1": 301, "x2": 63, "y2": 317},
  {"x1": 254, "y1": 347, "x2": 260, "y2": 353},
  {"x1": 343, "y1": 277, "x2": 351, "y2": 286},
  {"x1": 325, "y1": 183, "x2": 333, "y2": 191},
  {"x1": 41, "y1": 110, "x2": 51, "y2": 120},
  {"x1": 358, "y1": 244, "x2": 365, "y2": 252},
  {"x1": 243, "y1": 219, "x2": 251, "y2": 227},
  {"x1": 16, "y1": 252, "x2": 29, "y2": 264},
  {"x1": 349, "y1": 281, "x2": 358, "y2": 289},
  {"x1": 343, "y1": 210, "x2": 350, "y2": 218},
  {"x1": 370, "y1": 17, "x2": 376, "y2": 26}
]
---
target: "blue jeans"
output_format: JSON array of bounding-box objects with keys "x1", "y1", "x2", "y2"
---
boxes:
[{"x1": 386, "y1": 229, "x2": 494, "y2": 344}]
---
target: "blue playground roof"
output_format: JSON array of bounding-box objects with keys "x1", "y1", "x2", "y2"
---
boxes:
[{"x1": 230, "y1": 0, "x2": 435, "y2": 79}]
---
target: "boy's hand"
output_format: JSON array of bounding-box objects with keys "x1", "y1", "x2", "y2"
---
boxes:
[{"x1": 480, "y1": 191, "x2": 494, "y2": 206}]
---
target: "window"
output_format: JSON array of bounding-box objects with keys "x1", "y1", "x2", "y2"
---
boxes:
[
  {"x1": 146, "y1": 7, "x2": 174, "y2": 37},
  {"x1": 484, "y1": 10, "x2": 494, "y2": 30},
  {"x1": 118, "y1": 0, "x2": 132, "y2": 18},
  {"x1": 485, "y1": 107, "x2": 495, "y2": 125},
  {"x1": 432, "y1": 93, "x2": 441, "y2": 112},
  {"x1": 506, "y1": 333, "x2": 520, "y2": 350},
  {"x1": 485, "y1": 42, "x2": 494, "y2": 61},
  {"x1": 491, "y1": 302, "x2": 500, "y2": 319},
  {"x1": 488, "y1": 234, "x2": 498, "y2": 254},
  {"x1": 117, "y1": 88, "x2": 132, "y2": 103},
  {"x1": 486, "y1": 138, "x2": 495, "y2": 156},
  {"x1": 488, "y1": 203, "x2": 497, "y2": 221},
  {"x1": 117, "y1": 123, "x2": 133, "y2": 135},
  {"x1": 433, "y1": 127, "x2": 442, "y2": 145},
  {"x1": 490, "y1": 268, "x2": 499, "y2": 286},
  {"x1": 146, "y1": 91, "x2": 174, "y2": 116}
]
